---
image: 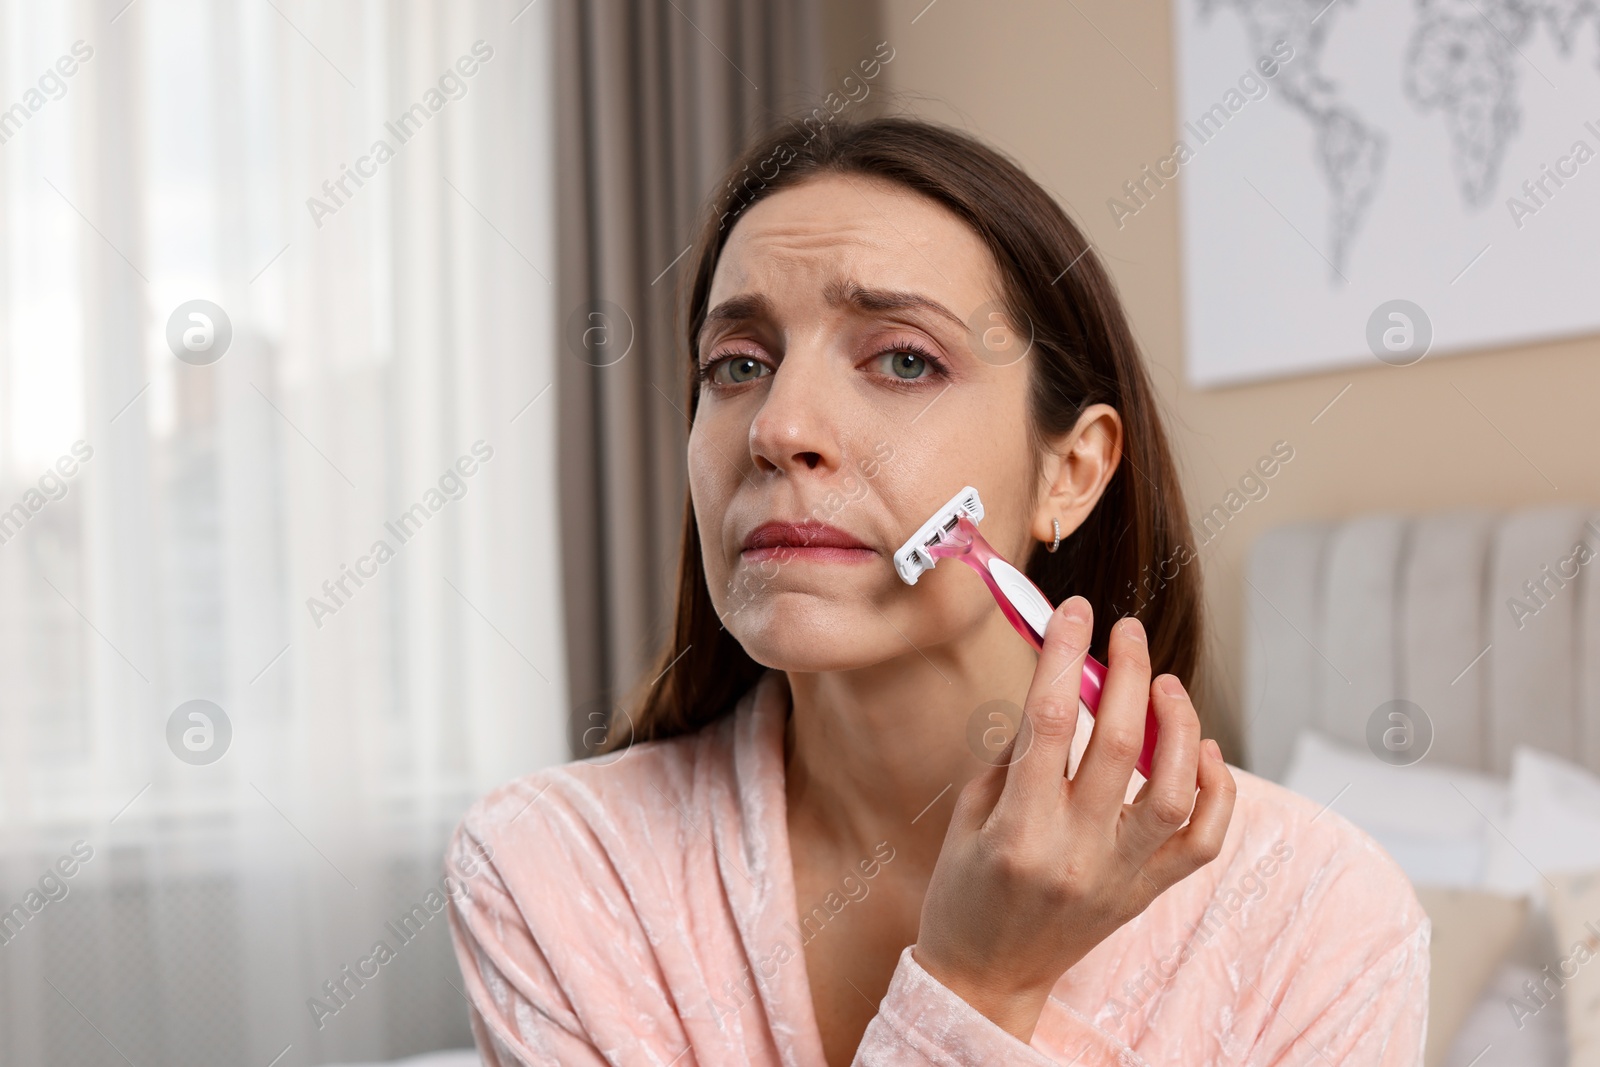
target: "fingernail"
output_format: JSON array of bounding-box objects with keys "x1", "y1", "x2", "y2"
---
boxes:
[
  {"x1": 1061, "y1": 595, "x2": 1090, "y2": 623},
  {"x1": 1158, "y1": 674, "x2": 1184, "y2": 697},
  {"x1": 1205, "y1": 739, "x2": 1222, "y2": 761},
  {"x1": 1121, "y1": 616, "x2": 1146, "y2": 645}
]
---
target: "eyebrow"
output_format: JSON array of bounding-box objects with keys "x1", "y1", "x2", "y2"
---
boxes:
[
  {"x1": 697, "y1": 294, "x2": 774, "y2": 354},
  {"x1": 695, "y1": 281, "x2": 967, "y2": 354}
]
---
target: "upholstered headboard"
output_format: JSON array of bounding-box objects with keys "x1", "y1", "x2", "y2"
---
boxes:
[{"x1": 1243, "y1": 506, "x2": 1600, "y2": 781}]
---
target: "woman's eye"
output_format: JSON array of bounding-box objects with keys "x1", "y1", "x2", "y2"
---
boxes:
[
  {"x1": 714, "y1": 356, "x2": 768, "y2": 384},
  {"x1": 879, "y1": 348, "x2": 932, "y2": 380}
]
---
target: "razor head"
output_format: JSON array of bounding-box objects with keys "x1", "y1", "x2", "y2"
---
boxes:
[{"x1": 893, "y1": 486, "x2": 985, "y2": 585}]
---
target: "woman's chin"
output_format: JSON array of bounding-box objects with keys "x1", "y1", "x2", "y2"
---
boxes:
[{"x1": 725, "y1": 597, "x2": 899, "y2": 672}]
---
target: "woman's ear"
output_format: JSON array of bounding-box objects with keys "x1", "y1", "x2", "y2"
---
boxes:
[{"x1": 1032, "y1": 403, "x2": 1123, "y2": 546}]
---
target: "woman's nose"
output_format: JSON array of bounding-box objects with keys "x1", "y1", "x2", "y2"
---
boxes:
[{"x1": 747, "y1": 347, "x2": 842, "y2": 476}]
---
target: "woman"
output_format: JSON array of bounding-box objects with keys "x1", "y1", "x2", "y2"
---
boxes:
[{"x1": 446, "y1": 117, "x2": 1429, "y2": 1066}]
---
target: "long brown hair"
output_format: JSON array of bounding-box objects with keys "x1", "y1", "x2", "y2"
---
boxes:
[{"x1": 600, "y1": 115, "x2": 1200, "y2": 753}]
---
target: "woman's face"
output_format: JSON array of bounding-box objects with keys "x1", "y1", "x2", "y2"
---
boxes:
[{"x1": 688, "y1": 172, "x2": 1047, "y2": 672}]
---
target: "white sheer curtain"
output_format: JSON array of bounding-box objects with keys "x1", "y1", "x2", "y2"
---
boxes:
[{"x1": 0, "y1": 1, "x2": 565, "y2": 1064}]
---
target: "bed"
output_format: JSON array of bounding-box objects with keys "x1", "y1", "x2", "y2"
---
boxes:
[{"x1": 1244, "y1": 505, "x2": 1600, "y2": 1067}]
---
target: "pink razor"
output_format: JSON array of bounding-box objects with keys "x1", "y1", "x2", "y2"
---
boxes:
[{"x1": 893, "y1": 486, "x2": 1158, "y2": 779}]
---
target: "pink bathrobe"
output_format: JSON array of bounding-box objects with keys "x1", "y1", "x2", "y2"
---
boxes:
[{"x1": 446, "y1": 669, "x2": 1430, "y2": 1065}]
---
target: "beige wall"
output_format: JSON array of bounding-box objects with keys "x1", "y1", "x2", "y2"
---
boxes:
[{"x1": 855, "y1": 0, "x2": 1600, "y2": 762}]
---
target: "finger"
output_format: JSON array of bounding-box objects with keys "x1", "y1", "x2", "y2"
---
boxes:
[
  {"x1": 1073, "y1": 616, "x2": 1153, "y2": 820},
  {"x1": 1144, "y1": 738, "x2": 1237, "y2": 887},
  {"x1": 948, "y1": 771, "x2": 1004, "y2": 837},
  {"x1": 998, "y1": 596, "x2": 1092, "y2": 816},
  {"x1": 951, "y1": 732, "x2": 1014, "y2": 833},
  {"x1": 1119, "y1": 674, "x2": 1201, "y2": 863}
]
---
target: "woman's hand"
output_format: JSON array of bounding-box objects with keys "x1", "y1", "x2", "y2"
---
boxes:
[{"x1": 911, "y1": 595, "x2": 1237, "y2": 1043}]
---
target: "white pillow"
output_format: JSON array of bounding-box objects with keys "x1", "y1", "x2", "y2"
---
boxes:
[
  {"x1": 1279, "y1": 729, "x2": 1509, "y2": 889},
  {"x1": 1486, "y1": 746, "x2": 1600, "y2": 898}
]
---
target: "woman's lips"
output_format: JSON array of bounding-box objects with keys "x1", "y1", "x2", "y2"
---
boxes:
[
  {"x1": 740, "y1": 520, "x2": 877, "y2": 564},
  {"x1": 740, "y1": 545, "x2": 877, "y2": 564}
]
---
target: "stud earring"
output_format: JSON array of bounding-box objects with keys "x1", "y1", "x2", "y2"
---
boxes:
[{"x1": 1047, "y1": 517, "x2": 1062, "y2": 553}]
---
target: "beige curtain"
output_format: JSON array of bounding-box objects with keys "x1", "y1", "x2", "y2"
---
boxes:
[{"x1": 554, "y1": 0, "x2": 825, "y2": 752}]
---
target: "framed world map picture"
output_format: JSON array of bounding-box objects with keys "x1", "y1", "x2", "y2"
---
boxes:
[{"x1": 1170, "y1": 0, "x2": 1600, "y2": 386}]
